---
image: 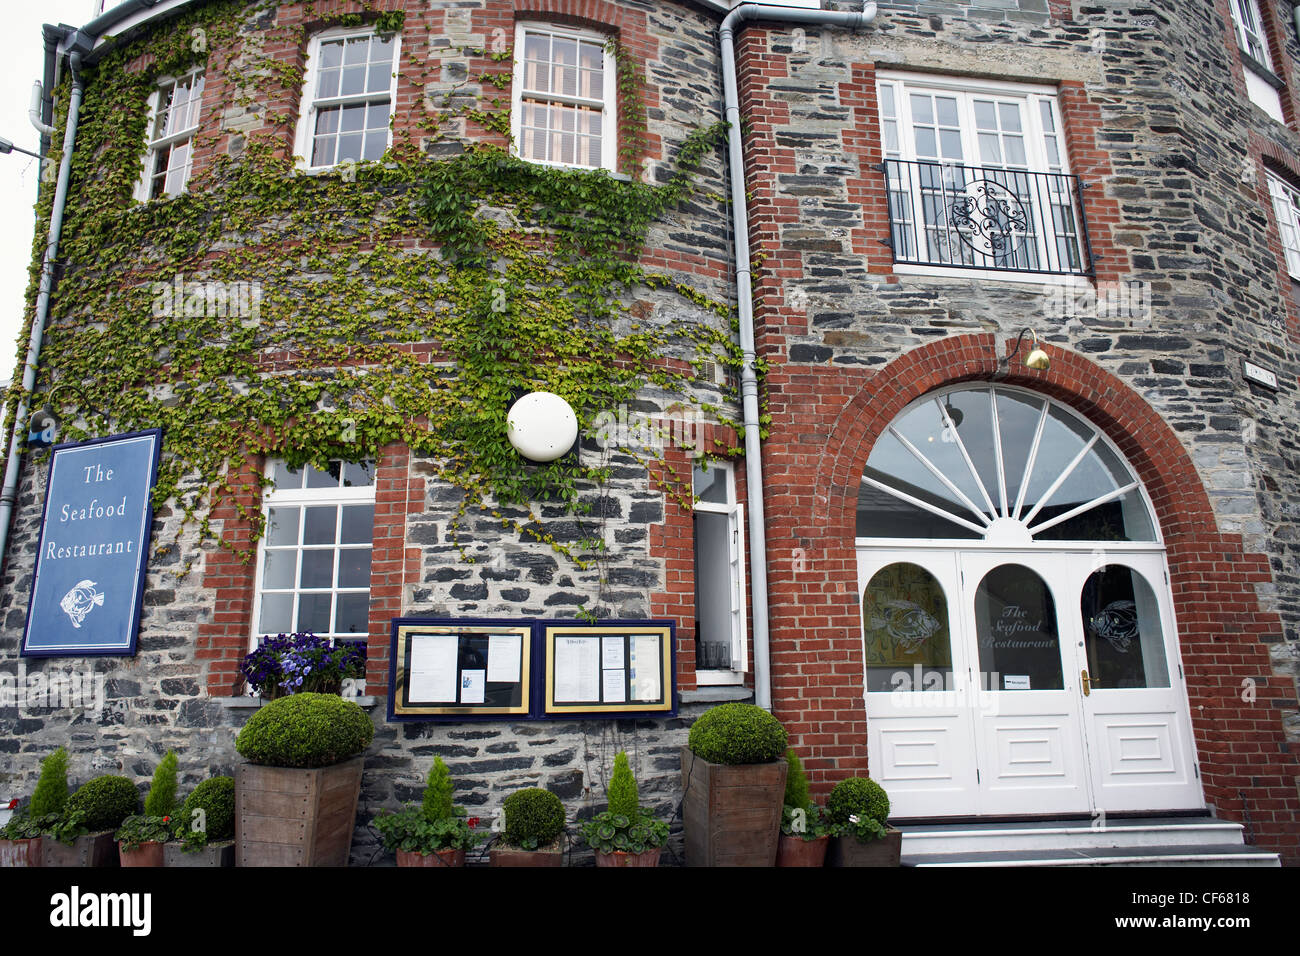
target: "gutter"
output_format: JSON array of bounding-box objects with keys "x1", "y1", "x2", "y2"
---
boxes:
[{"x1": 718, "y1": 2, "x2": 878, "y2": 709}]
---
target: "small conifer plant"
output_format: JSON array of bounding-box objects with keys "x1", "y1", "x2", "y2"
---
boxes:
[{"x1": 581, "y1": 751, "x2": 669, "y2": 861}]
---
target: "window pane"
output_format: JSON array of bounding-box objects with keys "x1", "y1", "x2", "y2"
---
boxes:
[
  {"x1": 262, "y1": 549, "x2": 297, "y2": 589},
  {"x1": 693, "y1": 464, "x2": 729, "y2": 504},
  {"x1": 303, "y1": 506, "x2": 338, "y2": 545},
  {"x1": 342, "y1": 461, "x2": 374, "y2": 487},
  {"x1": 863, "y1": 563, "x2": 953, "y2": 692},
  {"x1": 338, "y1": 549, "x2": 372, "y2": 588},
  {"x1": 340, "y1": 505, "x2": 374, "y2": 544},
  {"x1": 300, "y1": 550, "x2": 335, "y2": 588},
  {"x1": 305, "y1": 463, "x2": 339, "y2": 489},
  {"x1": 259, "y1": 593, "x2": 293, "y2": 633},
  {"x1": 694, "y1": 511, "x2": 733, "y2": 669},
  {"x1": 336, "y1": 594, "x2": 370, "y2": 635},
  {"x1": 320, "y1": 40, "x2": 343, "y2": 69},
  {"x1": 266, "y1": 507, "x2": 300, "y2": 546},
  {"x1": 297, "y1": 593, "x2": 332, "y2": 633},
  {"x1": 1081, "y1": 565, "x2": 1170, "y2": 688},
  {"x1": 975, "y1": 564, "x2": 1063, "y2": 690}
]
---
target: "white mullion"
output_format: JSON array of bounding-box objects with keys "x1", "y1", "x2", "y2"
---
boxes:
[
  {"x1": 936, "y1": 397, "x2": 998, "y2": 518},
  {"x1": 988, "y1": 388, "x2": 1009, "y2": 516},
  {"x1": 1013, "y1": 399, "x2": 1051, "y2": 519},
  {"x1": 148, "y1": 125, "x2": 200, "y2": 152},
  {"x1": 891, "y1": 425, "x2": 992, "y2": 526},
  {"x1": 1021, "y1": 433, "x2": 1099, "y2": 526},
  {"x1": 861, "y1": 474, "x2": 989, "y2": 536},
  {"x1": 1028, "y1": 481, "x2": 1139, "y2": 536}
]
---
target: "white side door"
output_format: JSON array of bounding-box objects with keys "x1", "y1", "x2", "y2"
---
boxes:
[
  {"x1": 959, "y1": 551, "x2": 1092, "y2": 815},
  {"x1": 1069, "y1": 553, "x2": 1205, "y2": 813},
  {"x1": 859, "y1": 549, "x2": 980, "y2": 817}
]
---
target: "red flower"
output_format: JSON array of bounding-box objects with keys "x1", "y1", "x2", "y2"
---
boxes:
[
  {"x1": 6, "y1": 799, "x2": 17, "y2": 810},
  {"x1": 467, "y1": 817, "x2": 480, "y2": 828},
  {"x1": 162, "y1": 816, "x2": 170, "y2": 823}
]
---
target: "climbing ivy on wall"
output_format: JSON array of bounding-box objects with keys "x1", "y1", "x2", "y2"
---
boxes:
[{"x1": 4, "y1": 0, "x2": 742, "y2": 595}]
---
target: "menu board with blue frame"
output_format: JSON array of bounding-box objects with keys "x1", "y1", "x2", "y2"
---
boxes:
[
  {"x1": 21, "y1": 430, "x2": 162, "y2": 658},
  {"x1": 542, "y1": 621, "x2": 675, "y2": 717},
  {"x1": 389, "y1": 619, "x2": 532, "y2": 719}
]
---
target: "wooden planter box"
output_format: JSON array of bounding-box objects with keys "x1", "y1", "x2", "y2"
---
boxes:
[
  {"x1": 827, "y1": 827, "x2": 902, "y2": 867},
  {"x1": 777, "y1": 833, "x2": 829, "y2": 867},
  {"x1": 396, "y1": 847, "x2": 465, "y2": 867},
  {"x1": 680, "y1": 746, "x2": 787, "y2": 867},
  {"x1": 119, "y1": 841, "x2": 165, "y2": 867},
  {"x1": 236, "y1": 757, "x2": 364, "y2": 867},
  {"x1": 489, "y1": 840, "x2": 563, "y2": 867},
  {"x1": 42, "y1": 831, "x2": 119, "y2": 867},
  {"x1": 0, "y1": 837, "x2": 42, "y2": 867},
  {"x1": 594, "y1": 847, "x2": 662, "y2": 867},
  {"x1": 164, "y1": 841, "x2": 235, "y2": 867}
]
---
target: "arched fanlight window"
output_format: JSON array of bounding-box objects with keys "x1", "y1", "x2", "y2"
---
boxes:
[{"x1": 858, "y1": 385, "x2": 1157, "y2": 543}]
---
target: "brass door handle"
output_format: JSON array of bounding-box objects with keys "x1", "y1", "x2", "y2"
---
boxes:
[{"x1": 1081, "y1": 669, "x2": 1100, "y2": 696}]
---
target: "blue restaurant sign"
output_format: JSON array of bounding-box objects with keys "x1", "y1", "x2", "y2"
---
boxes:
[{"x1": 21, "y1": 430, "x2": 162, "y2": 657}]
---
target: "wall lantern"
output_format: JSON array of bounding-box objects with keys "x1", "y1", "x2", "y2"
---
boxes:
[
  {"x1": 995, "y1": 327, "x2": 1051, "y2": 380},
  {"x1": 506, "y1": 391, "x2": 578, "y2": 463}
]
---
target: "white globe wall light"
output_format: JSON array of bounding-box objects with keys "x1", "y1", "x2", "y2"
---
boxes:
[{"x1": 506, "y1": 391, "x2": 579, "y2": 463}]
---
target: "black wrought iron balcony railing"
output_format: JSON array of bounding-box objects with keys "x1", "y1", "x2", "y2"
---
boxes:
[{"x1": 878, "y1": 159, "x2": 1094, "y2": 277}]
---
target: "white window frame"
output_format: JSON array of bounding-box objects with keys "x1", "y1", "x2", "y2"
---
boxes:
[
  {"x1": 876, "y1": 70, "x2": 1088, "y2": 285},
  {"x1": 1267, "y1": 170, "x2": 1300, "y2": 279},
  {"x1": 1229, "y1": 0, "x2": 1286, "y2": 122},
  {"x1": 693, "y1": 461, "x2": 748, "y2": 686},
  {"x1": 250, "y1": 460, "x2": 376, "y2": 650},
  {"x1": 511, "y1": 21, "x2": 618, "y2": 172},
  {"x1": 135, "y1": 68, "x2": 205, "y2": 201},
  {"x1": 292, "y1": 26, "x2": 401, "y2": 172}
]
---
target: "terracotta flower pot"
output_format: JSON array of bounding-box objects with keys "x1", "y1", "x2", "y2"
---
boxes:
[
  {"x1": 396, "y1": 847, "x2": 465, "y2": 867},
  {"x1": 489, "y1": 839, "x2": 563, "y2": 867},
  {"x1": 0, "y1": 837, "x2": 42, "y2": 867},
  {"x1": 594, "y1": 847, "x2": 662, "y2": 867},
  {"x1": 827, "y1": 827, "x2": 902, "y2": 867},
  {"x1": 119, "y1": 841, "x2": 165, "y2": 867},
  {"x1": 777, "y1": 833, "x2": 829, "y2": 867}
]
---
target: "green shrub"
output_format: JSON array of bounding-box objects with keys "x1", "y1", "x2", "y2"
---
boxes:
[
  {"x1": 235, "y1": 693, "x2": 374, "y2": 768},
  {"x1": 143, "y1": 751, "x2": 179, "y2": 818},
  {"x1": 502, "y1": 788, "x2": 565, "y2": 850},
  {"x1": 29, "y1": 747, "x2": 70, "y2": 818},
  {"x1": 65, "y1": 776, "x2": 139, "y2": 832},
  {"x1": 827, "y1": 777, "x2": 890, "y2": 827},
  {"x1": 687, "y1": 703, "x2": 787, "y2": 765},
  {"x1": 783, "y1": 748, "x2": 811, "y2": 812},
  {"x1": 606, "y1": 752, "x2": 639, "y2": 818},
  {"x1": 422, "y1": 757, "x2": 455, "y2": 822},
  {"x1": 177, "y1": 777, "x2": 235, "y2": 850}
]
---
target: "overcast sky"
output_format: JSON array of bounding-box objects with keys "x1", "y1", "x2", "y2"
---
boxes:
[{"x1": 0, "y1": 2, "x2": 102, "y2": 387}]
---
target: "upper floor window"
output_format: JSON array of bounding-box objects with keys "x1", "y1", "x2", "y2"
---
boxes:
[
  {"x1": 136, "y1": 69, "x2": 204, "y2": 201},
  {"x1": 876, "y1": 72, "x2": 1090, "y2": 280},
  {"x1": 1266, "y1": 170, "x2": 1300, "y2": 279},
  {"x1": 511, "y1": 23, "x2": 617, "y2": 171},
  {"x1": 294, "y1": 28, "x2": 399, "y2": 170},
  {"x1": 1228, "y1": 0, "x2": 1286, "y2": 123},
  {"x1": 252, "y1": 460, "x2": 376, "y2": 655}
]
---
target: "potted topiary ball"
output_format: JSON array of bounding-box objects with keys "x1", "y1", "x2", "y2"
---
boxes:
[
  {"x1": 165, "y1": 776, "x2": 236, "y2": 867},
  {"x1": 681, "y1": 702, "x2": 789, "y2": 866},
  {"x1": 234, "y1": 692, "x2": 374, "y2": 866},
  {"x1": 825, "y1": 776, "x2": 900, "y2": 867},
  {"x1": 777, "y1": 748, "x2": 829, "y2": 867},
  {"x1": 45, "y1": 773, "x2": 140, "y2": 867},
  {"x1": 0, "y1": 746, "x2": 70, "y2": 867},
  {"x1": 489, "y1": 788, "x2": 566, "y2": 867}
]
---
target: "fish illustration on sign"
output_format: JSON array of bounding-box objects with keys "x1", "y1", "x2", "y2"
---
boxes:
[
  {"x1": 59, "y1": 580, "x2": 105, "y2": 629},
  {"x1": 868, "y1": 599, "x2": 941, "y2": 651},
  {"x1": 1089, "y1": 599, "x2": 1139, "y2": 653}
]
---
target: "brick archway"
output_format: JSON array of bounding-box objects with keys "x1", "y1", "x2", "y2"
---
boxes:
[{"x1": 772, "y1": 333, "x2": 1299, "y2": 861}]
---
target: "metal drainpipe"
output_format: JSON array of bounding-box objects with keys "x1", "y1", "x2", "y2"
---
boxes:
[
  {"x1": 718, "y1": 3, "x2": 878, "y2": 710},
  {"x1": 0, "y1": 52, "x2": 85, "y2": 574}
]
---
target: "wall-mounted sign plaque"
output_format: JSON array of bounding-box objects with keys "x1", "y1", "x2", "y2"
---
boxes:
[
  {"x1": 22, "y1": 430, "x2": 161, "y2": 658},
  {"x1": 543, "y1": 621, "x2": 675, "y2": 717}
]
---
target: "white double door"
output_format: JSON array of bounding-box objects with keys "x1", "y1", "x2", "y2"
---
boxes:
[{"x1": 860, "y1": 547, "x2": 1203, "y2": 818}]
